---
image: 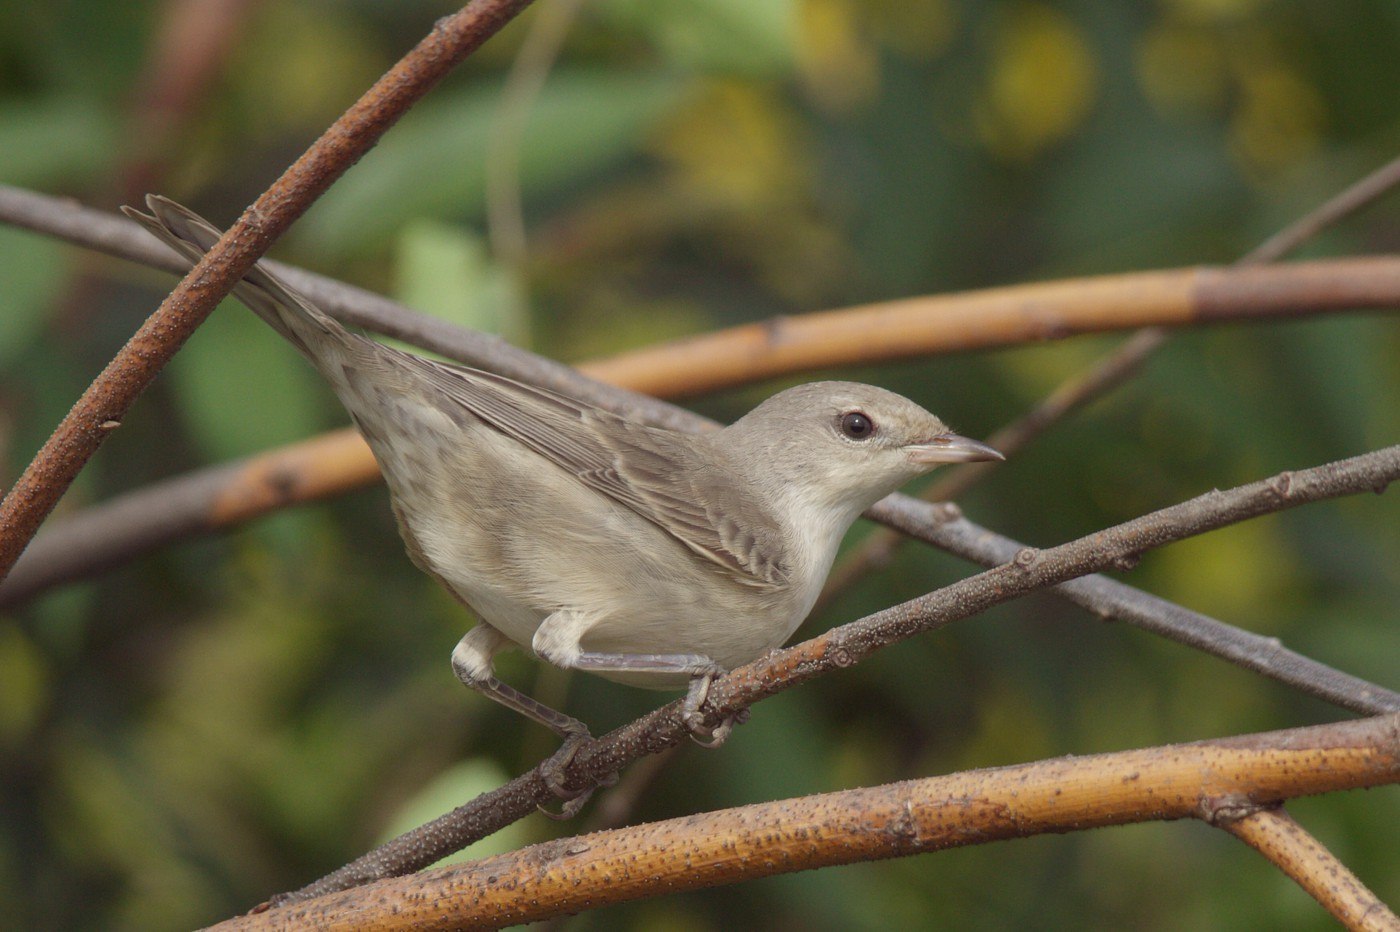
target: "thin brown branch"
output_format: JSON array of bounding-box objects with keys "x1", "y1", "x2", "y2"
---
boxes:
[
  {"x1": 880, "y1": 500, "x2": 1400, "y2": 715},
  {"x1": 1242, "y1": 153, "x2": 1400, "y2": 265},
  {"x1": 218, "y1": 713, "x2": 1400, "y2": 930},
  {"x1": 0, "y1": 185, "x2": 704, "y2": 432},
  {"x1": 577, "y1": 744, "x2": 680, "y2": 833},
  {"x1": 0, "y1": 0, "x2": 539, "y2": 579},
  {"x1": 821, "y1": 151, "x2": 1400, "y2": 606},
  {"x1": 1218, "y1": 806, "x2": 1400, "y2": 931},
  {"x1": 264, "y1": 445, "x2": 1399, "y2": 905}
]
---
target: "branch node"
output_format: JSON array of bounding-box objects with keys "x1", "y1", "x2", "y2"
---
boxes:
[
  {"x1": 931, "y1": 501, "x2": 962, "y2": 522},
  {"x1": 1112, "y1": 552, "x2": 1141, "y2": 571},
  {"x1": 1199, "y1": 793, "x2": 1270, "y2": 826},
  {"x1": 240, "y1": 202, "x2": 269, "y2": 239},
  {"x1": 887, "y1": 799, "x2": 919, "y2": 841},
  {"x1": 1269, "y1": 471, "x2": 1295, "y2": 499},
  {"x1": 760, "y1": 314, "x2": 791, "y2": 347},
  {"x1": 1013, "y1": 547, "x2": 1041, "y2": 570}
]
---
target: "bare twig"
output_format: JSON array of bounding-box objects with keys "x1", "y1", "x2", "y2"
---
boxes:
[
  {"x1": 1242, "y1": 154, "x2": 1400, "y2": 265},
  {"x1": 485, "y1": 0, "x2": 588, "y2": 271},
  {"x1": 577, "y1": 745, "x2": 681, "y2": 833},
  {"x1": 0, "y1": 185, "x2": 709, "y2": 431},
  {"x1": 9, "y1": 183, "x2": 1400, "y2": 408},
  {"x1": 263, "y1": 445, "x2": 1399, "y2": 905},
  {"x1": 876, "y1": 500, "x2": 1400, "y2": 715},
  {"x1": 218, "y1": 713, "x2": 1400, "y2": 930},
  {"x1": 1217, "y1": 806, "x2": 1400, "y2": 930},
  {"x1": 0, "y1": 0, "x2": 539, "y2": 579},
  {"x1": 9, "y1": 187, "x2": 1399, "y2": 421},
  {"x1": 0, "y1": 429, "x2": 373, "y2": 604}
]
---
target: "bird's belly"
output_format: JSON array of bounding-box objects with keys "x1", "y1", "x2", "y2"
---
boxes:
[
  {"x1": 406, "y1": 487, "x2": 809, "y2": 688},
  {"x1": 434, "y1": 545, "x2": 808, "y2": 689},
  {"x1": 353, "y1": 401, "x2": 814, "y2": 689},
  {"x1": 577, "y1": 591, "x2": 806, "y2": 690}
]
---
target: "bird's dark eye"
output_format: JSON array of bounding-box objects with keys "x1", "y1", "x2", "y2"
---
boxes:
[{"x1": 839, "y1": 411, "x2": 875, "y2": 440}]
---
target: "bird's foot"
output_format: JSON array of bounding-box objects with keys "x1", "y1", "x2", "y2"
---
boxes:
[
  {"x1": 536, "y1": 730, "x2": 618, "y2": 820},
  {"x1": 682, "y1": 671, "x2": 749, "y2": 749}
]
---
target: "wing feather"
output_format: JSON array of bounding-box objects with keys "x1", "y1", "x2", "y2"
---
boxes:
[{"x1": 394, "y1": 355, "x2": 790, "y2": 588}]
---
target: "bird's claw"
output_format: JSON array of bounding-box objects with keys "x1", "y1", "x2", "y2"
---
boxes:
[
  {"x1": 535, "y1": 731, "x2": 618, "y2": 820},
  {"x1": 682, "y1": 672, "x2": 749, "y2": 748}
]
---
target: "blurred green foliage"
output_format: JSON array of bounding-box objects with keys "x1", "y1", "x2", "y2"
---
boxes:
[{"x1": 1, "y1": 0, "x2": 1398, "y2": 928}]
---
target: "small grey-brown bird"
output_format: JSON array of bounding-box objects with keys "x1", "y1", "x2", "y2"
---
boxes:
[{"x1": 126, "y1": 196, "x2": 1003, "y2": 807}]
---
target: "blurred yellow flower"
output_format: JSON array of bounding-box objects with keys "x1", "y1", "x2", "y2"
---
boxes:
[
  {"x1": 973, "y1": 4, "x2": 1097, "y2": 161},
  {"x1": 796, "y1": 0, "x2": 881, "y2": 113},
  {"x1": 1137, "y1": 25, "x2": 1229, "y2": 117},
  {"x1": 1229, "y1": 65, "x2": 1325, "y2": 175},
  {"x1": 653, "y1": 80, "x2": 811, "y2": 205},
  {"x1": 1160, "y1": 0, "x2": 1271, "y2": 24}
]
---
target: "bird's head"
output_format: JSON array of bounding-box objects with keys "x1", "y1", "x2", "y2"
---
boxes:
[{"x1": 724, "y1": 381, "x2": 1003, "y2": 521}]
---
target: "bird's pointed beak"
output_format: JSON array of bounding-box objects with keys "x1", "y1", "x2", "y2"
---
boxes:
[{"x1": 907, "y1": 433, "x2": 1005, "y2": 465}]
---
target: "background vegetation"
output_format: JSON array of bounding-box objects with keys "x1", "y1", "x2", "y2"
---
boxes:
[{"x1": 1, "y1": 0, "x2": 1397, "y2": 928}]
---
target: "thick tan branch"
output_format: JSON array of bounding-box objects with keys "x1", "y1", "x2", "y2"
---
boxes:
[
  {"x1": 6, "y1": 189, "x2": 1400, "y2": 406},
  {"x1": 217, "y1": 714, "x2": 1400, "y2": 930},
  {"x1": 588, "y1": 257, "x2": 1400, "y2": 397},
  {"x1": 875, "y1": 501, "x2": 1400, "y2": 715}
]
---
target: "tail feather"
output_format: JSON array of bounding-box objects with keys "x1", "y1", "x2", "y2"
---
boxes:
[{"x1": 121, "y1": 196, "x2": 345, "y2": 359}]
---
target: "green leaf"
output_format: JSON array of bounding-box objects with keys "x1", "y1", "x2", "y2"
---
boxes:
[
  {"x1": 0, "y1": 227, "x2": 67, "y2": 367},
  {"x1": 166, "y1": 301, "x2": 328, "y2": 462},
  {"x1": 0, "y1": 626, "x2": 48, "y2": 747},
  {"x1": 600, "y1": 0, "x2": 797, "y2": 75},
  {"x1": 378, "y1": 758, "x2": 531, "y2": 867},
  {"x1": 0, "y1": 97, "x2": 120, "y2": 187},
  {"x1": 394, "y1": 220, "x2": 528, "y2": 348},
  {"x1": 296, "y1": 70, "x2": 686, "y2": 257}
]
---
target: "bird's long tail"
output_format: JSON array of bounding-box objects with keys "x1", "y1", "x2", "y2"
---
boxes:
[{"x1": 121, "y1": 196, "x2": 347, "y2": 361}]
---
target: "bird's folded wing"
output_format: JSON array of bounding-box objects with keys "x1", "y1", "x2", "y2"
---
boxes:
[{"x1": 400, "y1": 356, "x2": 790, "y2": 589}]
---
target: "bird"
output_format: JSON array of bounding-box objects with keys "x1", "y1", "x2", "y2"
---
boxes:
[{"x1": 125, "y1": 196, "x2": 1004, "y2": 810}]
